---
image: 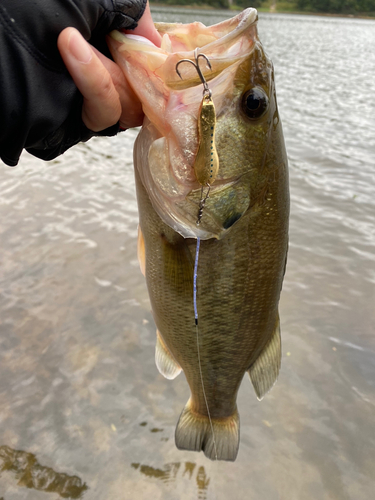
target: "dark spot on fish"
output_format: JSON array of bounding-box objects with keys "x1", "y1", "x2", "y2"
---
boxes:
[
  {"x1": 150, "y1": 428, "x2": 164, "y2": 433},
  {"x1": 223, "y1": 213, "x2": 242, "y2": 230},
  {"x1": 161, "y1": 437, "x2": 169, "y2": 441},
  {"x1": 139, "y1": 421, "x2": 147, "y2": 427}
]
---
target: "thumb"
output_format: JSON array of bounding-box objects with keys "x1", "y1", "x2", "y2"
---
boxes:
[{"x1": 58, "y1": 28, "x2": 121, "y2": 131}]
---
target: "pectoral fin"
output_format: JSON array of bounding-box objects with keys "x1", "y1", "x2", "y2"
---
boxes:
[
  {"x1": 155, "y1": 330, "x2": 182, "y2": 380},
  {"x1": 248, "y1": 315, "x2": 281, "y2": 401}
]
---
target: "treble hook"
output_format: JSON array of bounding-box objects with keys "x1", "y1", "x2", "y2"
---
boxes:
[{"x1": 175, "y1": 48, "x2": 212, "y2": 97}]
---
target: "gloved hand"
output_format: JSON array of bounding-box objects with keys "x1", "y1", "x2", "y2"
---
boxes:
[{"x1": 0, "y1": 0, "x2": 156, "y2": 166}]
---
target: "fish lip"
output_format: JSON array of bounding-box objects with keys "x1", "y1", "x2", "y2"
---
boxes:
[
  {"x1": 202, "y1": 7, "x2": 258, "y2": 48},
  {"x1": 119, "y1": 34, "x2": 158, "y2": 48},
  {"x1": 111, "y1": 8, "x2": 258, "y2": 55},
  {"x1": 154, "y1": 7, "x2": 258, "y2": 41},
  {"x1": 166, "y1": 7, "x2": 259, "y2": 56}
]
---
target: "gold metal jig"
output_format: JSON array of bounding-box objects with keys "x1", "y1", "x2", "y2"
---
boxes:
[{"x1": 175, "y1": 49, "x2": 219, "y2": 226}]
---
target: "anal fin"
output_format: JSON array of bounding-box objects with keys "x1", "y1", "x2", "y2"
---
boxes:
[
  {"x1": 248, "y1": 314, "x2": 281, "y2": 401},
  {"x1": 175, "y1": 399, "x2": 240, "y2": 462},
  {"x1": 155, "y1": 330, "x2": 182, "y2": 380}
]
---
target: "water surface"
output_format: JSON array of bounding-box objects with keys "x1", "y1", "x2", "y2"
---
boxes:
[{"x1": 0, "y1": 7, "x2": 374, "y2": 500}]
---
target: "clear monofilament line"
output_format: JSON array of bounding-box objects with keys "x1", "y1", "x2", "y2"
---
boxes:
[{"x1": 194, "y1": 237, "x2": 218, "y2": 460}]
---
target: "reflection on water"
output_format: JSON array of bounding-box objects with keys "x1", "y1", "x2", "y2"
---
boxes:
[
  {"x1": 131, "y1": 462, "x2": 210, "y2": 499},
  {"x1": 0, "y1": 6, "x2": 375, "y2": 500},
  {"x1": 0, "y1": 446, "x2": 87, "y2": 498}
]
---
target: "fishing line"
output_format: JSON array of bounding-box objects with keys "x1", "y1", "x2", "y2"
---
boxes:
[
  {"x1": 177, "y1": 48, "x2": 218, "y2": 460},
  {"x1": 194, "y1": 236, "x2": 218, "y2": 461},
  {"x1": 193, "y1": 237, "x2": 200, "y2": 324}
]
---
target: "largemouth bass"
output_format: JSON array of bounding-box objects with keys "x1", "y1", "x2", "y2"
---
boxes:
[{"x1": 109, "y1": 8, "x2": 289, "y2": 461}]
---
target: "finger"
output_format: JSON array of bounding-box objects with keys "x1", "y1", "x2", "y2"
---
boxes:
[
  {"x1": 126, "y1": 2, "x2": 162, "y2": 48},
  {"x1": 91, "y1": 46, "x2": 144, "y2": 129},
  {"x1": 58, "y1": 27, "x2": 121, "y2": 132}
]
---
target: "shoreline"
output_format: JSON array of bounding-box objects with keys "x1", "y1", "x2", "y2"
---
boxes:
[{"x1": 150, "y1": 3, "x2": 375, "y2": 20}]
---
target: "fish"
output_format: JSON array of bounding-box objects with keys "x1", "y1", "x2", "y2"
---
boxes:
[{"x1": 108, "y1": 8, "x2": 289, "y2": 461}]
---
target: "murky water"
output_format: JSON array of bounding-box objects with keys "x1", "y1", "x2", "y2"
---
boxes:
[{"x1": 1, "y1": 7, "x2": 374, "y2": 500}]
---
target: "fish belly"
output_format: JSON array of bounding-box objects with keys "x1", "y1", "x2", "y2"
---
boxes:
[{"x1": 134, "y1": 136, "x2": 289, "y2": 460}]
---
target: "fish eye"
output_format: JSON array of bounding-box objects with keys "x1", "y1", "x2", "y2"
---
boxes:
[{"x1": 241, "y1": 87, "x2": 269, "y2": 120}]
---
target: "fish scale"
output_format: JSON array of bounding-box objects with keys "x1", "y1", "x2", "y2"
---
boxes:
[{"x1": 109, "y1": 7, "x2": 289, "y2": 461}]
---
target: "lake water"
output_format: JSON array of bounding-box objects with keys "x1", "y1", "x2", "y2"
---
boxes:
[{"x1": 1, "y1": 7, "x2": 374, "y2": 500}]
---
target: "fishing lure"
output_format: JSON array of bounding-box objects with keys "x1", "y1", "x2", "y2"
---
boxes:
[{"x1": 176, "y1": 48, "x2": 219, "y2": 225}]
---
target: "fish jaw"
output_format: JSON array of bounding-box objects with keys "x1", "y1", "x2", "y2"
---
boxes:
[{"x1": 108, "y1": 8, "x2": 267, "y2": 239}]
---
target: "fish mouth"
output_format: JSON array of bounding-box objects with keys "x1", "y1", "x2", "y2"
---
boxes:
[
  {"x1": 157, "y1": 8, "x2": 259, "y2": 91},
  {"x1": 110, "y1": 8, "x2": 258, "y2": 91},
  {"x1": 110, "y1": 9, "x2": 260, "y2": 241}
]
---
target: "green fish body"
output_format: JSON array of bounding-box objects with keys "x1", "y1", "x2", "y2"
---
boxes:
[{"x1": 109, "y1": 8, "x2": 289, "y2": 461}]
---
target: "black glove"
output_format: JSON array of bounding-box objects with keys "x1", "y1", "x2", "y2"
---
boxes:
[{"x1": 0, "y1": 0, "x2": 147, "y2": 166}]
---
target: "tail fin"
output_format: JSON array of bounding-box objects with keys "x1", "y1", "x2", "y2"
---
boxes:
[{"x1": 175, "y1": 400, "x2": 239, "y2": 461}]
